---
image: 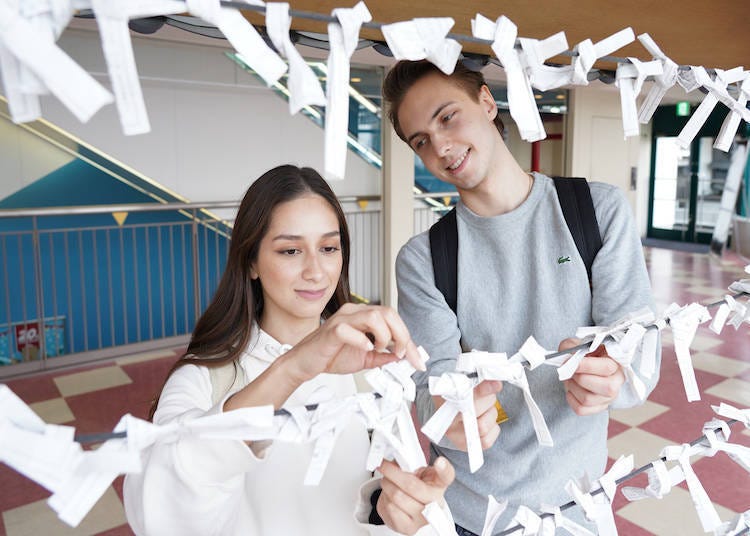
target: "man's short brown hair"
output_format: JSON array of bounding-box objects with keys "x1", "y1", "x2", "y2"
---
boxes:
[{"x1": 382, "y1": 59, "x2": 505, "y2": 142}]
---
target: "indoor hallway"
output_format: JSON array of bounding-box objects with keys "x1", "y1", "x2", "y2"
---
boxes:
[{"x1": 0, "y1": 246, "x2": 748, "y2": 536}]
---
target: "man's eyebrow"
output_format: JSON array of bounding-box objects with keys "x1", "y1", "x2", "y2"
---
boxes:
[
  {"x1": 405, "y1": 101, "x2": 454, "y2": 145},
  {"x1": 271, "y1": 230, "x2": 340, "y2": 241}
]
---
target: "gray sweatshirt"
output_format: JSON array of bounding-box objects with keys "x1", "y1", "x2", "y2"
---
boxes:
[{"x1": 396, "y1": 173, "x2": 659, "y2": 533}]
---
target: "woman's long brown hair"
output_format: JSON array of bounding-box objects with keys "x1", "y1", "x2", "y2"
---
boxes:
[{"x1": 149, "y1": 165, "x2": 352, "y2": 419}]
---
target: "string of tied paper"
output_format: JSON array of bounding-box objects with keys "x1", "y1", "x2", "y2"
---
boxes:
[
  {"x1": 419, "y1": 265, "x2": 750, "y2": 474},
  {"x1": 2, "y1": 2, "x2": 750, "y2": 183},
  {"x1": 486, "y1": 404, "x2": 750, "y2": 536},
  {"x1": 0, "y1": 267, "x2": 748, "y2": 533}
]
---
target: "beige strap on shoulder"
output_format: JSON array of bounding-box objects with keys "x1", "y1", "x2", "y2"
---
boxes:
[{"x1": 208, "y1": 361, "x2": 248, "y2": 406}]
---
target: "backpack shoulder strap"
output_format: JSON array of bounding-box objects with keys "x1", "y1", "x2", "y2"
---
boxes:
[
  {"x1": 208, "y1": 361, "x2": 247, "y2": 406},
  {"x1": 552, "y1": 176, "x2": 603, "y2": 282},
  {"x1": 428, "y1": 207, "x2": 458, "y2": 315}
]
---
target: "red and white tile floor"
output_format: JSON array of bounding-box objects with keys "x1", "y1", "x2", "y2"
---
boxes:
[{"x1": 0, "y1": 247, "x2": 748, "y2": 535}]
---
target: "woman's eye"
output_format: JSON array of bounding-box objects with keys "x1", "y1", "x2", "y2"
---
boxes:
[
  {"x1": 322, "y1": 246, "x2": 341, "y2": 254},
  {"x1": 280, "y1": 248, "x2": 299, "y2": 256}
]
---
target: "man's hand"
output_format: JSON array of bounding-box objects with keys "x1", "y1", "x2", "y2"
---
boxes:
[
  {"x1": 559, "y1": 338, "x2": 625, "y2": 416},
  {"x1": 376, "y1": 457, "x2": 455, "y2": 535},
  {"x1": 433, "y1": 380, "x2": 503, "y2": 450}
]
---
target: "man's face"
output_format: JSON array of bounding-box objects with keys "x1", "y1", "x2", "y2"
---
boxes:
[{"x1": 397, "y1": 72, "x2": 501, "y2": 192}]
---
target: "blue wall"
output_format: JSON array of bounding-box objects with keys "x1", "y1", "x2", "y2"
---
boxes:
[{"x1": 0, "y1": 159, "x2": 229, "y2": 364}]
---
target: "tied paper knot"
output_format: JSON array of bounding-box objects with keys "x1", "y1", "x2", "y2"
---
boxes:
[
  {"x1": 304, "y1": 394, "x2": 360, "y2": 485},
  {"x1": 324, "y1": 1, "x2": 372, "y2": 181},
  {"x1": 616, "y1": 58, "x2": 664, "y2": 137},
  {"x1": 714, "y1": 510, "x2": 750, "y2": 536},
  {"x1": 421, "y1": 501, "x2": 458, "y2": 536},
  {"x1": 702, "y1": 418, "x2": 750, "y2": 474},
  {"x1": 538, "y1": 504, "x2": 596, "y2": 536},
  {"x1": 710, "y1": 294, "x2": 750, "y2": 334},
  {"x1": 677, "y1": 67, "x2": 749, "y2": 150},
  {"x1": 715, "y1": 74, "x2": 750, "y2": 151},
  {"x1": 381, "y1": 17, "x2": 462, "y2": 75},
  {"x1": 480, "y1": 495, "x2": 508, "y2": 536},
  {"x1": 569, "y1": 28, "x2": 636, "y2": 86},
  {"x1": 266, "y1": 2, "x2": 325, "y2": 114},
  {"x1": 472, "y1": 14, "x2": 545, "y2": 142},
  {"x1": 46, "y1": 413, "x2": 174, "y2": 527},
  {"x1": 505, "y1": 505, "x2": 541, "y2": 535},
  {"x1": 621, "y1": 460, "x2": 683, "y2": 501},
  {"x1": 518, "y1": 31, "x2": 572, "y2": 92},
  {"x1": 661, "y1": 443, "x2": 722, "y2": 532},
  {"x1": 422, "y1": 372, "x2": 483, "y2": 472},
  {"x1": 0, "y1": 1, "x2": 113, "y2": 124},
  {"x1": 361, "y1": 352, "x2": 428, "y2": 472},
  {"x1": 575, "y1": 307, "x2": 655, "y2": 354},
  {"x1": 186, "y1": 0, "x2": 286, "y2": 86},
  {"x1": 574, "y1": 307, "x2": 657, "y2": 395},
  {"x1": 0, "y1": 0, "x2": 73, "y2": 122},
  {"x1": 510, "y1": 335, "x2": 549, "y2": 370},
  {"x1": 274, "y1": 388, "x2": 357, "y2": 485},
  {"x1": 662, "y1": 302, "x2": 711, "y2": 401},
  {"x1": 713, "y1": 402, "x2": 750, "y2": 429},
  {"x1": 565, "y1": 455, "x2": 633, "y2": 536},
  {"x1": 459, "y1": 350, "x2": 553, "y2": 448},
  {"x1": 91, "y1": 0, "x2": 186, "y2": 135},
  {"x1": 728, "y1": 266, "x2": 750, "y2": 295},
  {"x1": 637, "y1": 33, "x2": 679, "y2": 124}
]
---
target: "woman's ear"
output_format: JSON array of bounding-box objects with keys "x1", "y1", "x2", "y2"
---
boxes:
[
  {"x1": 479, "y1": 84, "x2": 498, "y2": 121},
  {"x1": 249, "y1": 265, "x2": 259, "y2": 280}
]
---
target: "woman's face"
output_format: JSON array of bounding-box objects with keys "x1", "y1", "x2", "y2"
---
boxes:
[{"x1": 251, "y1": 194, "x2": 343, "y2": 334}]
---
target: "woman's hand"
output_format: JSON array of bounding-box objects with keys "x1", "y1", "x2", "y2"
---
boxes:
[
  {"x1": 376, "y1": 457, "x2": 455, "y2": 535},
  {"x1": 284, "y1": 303, "x2": 425, "y2": 384}
]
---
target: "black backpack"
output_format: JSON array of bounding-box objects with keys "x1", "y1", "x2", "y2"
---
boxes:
[{"x1": 429, "y1": 177, "x2": 602, "y2": 315}]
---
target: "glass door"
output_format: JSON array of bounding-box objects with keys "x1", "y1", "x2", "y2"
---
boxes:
[{"x1": 648, "y1": 105, "x2": 728, "y2": 244}]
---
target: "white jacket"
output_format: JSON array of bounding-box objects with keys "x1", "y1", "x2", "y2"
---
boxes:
[{"x1": 123, "y1": 327, "x2": 441, "y2": 536}]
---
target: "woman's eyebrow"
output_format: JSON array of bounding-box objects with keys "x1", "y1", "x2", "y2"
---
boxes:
[{"x1": 271, "y1": 230, "x2": 340, "y2": 241}]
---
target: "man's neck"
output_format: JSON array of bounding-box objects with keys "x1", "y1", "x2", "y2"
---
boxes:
[{"x1": 459, "y1": 152, "x2": 532, "y2": 217}]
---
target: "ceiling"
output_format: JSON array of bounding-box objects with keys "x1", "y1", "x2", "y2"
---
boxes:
[{"x1": 240, "y1": 0, "x2": 749, "y2": 72}]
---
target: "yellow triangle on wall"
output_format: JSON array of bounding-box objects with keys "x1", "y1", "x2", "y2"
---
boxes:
[
  {"x1": 112, "y1": 211, "x2": 128, "y2": 226},
  {"x1": 357, "y1": 199, "x2": 368, "y2": 210}
]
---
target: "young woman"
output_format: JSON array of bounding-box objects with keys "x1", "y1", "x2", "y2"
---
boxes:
[{"x1": 123, "y1": 165, "x2": 454, "y2": 536}]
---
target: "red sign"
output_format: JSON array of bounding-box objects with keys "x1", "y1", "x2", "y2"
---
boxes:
[{"x1": 15, "y1": 323, "x2": 40, "y2": 352}]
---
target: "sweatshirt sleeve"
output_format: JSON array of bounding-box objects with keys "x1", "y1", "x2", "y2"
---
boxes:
[
  {"x1": 396, "y1": 234, "x2": 463, "y2": 428},
  {"x1": 123, "y1": 364, "x2": 265, "y2": 536},
  {"x1": 589, "y1": 183, "x2": 662, "y2": 408}
]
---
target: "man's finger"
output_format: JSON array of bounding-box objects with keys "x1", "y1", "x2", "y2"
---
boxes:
[
  {"x1": 586, "y1": 344, "x2": 609, "y2": 357},
  {"x1": 575, "y1": 356, "x2": 620, "y2": 377},
  {"x1": 474, "y1": 380, "x2": 503, "y2": 398},
  {"x1": 565, "y1": 379, "x2": 611, "y2": 408},
  {"x1": 558, "y1": 337, "x2": 582, "y2": 352}
]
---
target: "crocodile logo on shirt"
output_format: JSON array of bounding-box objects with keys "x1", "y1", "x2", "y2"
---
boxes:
[{"x1": 557, "y1": 256, "x2": 571, "y2": 264}]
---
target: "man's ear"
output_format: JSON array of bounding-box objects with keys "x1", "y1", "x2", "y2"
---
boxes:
[{"x1": 479, "y1": 84, "x2": 498, "y2": 120}]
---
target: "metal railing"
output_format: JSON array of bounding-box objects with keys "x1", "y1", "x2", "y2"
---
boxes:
[{"x1": 0, "y1": 196, "x2": 451, "y2": 378}]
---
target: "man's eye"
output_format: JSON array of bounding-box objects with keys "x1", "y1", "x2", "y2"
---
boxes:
[
  {"x1": 414, "y1": 138, "x2": 426, "y2": 150},
  {"x1": 442, "y1": 112, "x2": 455, "y2": 123}
]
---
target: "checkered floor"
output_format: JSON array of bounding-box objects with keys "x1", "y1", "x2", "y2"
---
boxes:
[{"x1": 1, "y1": 246, "x2": 748, "y2": 535}]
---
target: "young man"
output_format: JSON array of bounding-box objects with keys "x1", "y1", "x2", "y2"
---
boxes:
[{"x1": 383, "y1": 60, "x2": 659, "y2": 534}]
